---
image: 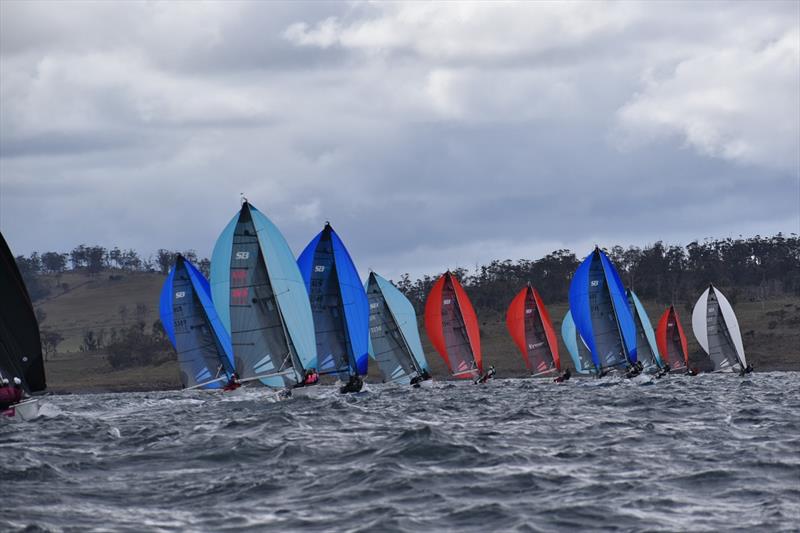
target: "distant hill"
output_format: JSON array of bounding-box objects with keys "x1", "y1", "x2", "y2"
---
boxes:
[{"x1": 32, "y1": 270, "x2": 800, "y2": 393}]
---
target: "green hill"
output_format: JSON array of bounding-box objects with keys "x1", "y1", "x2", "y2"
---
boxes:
[{"x1": 33, "y1": 272, "x2": 800, "y2": 393}]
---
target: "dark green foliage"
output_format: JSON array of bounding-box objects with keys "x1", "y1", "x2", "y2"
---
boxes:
[
  {"x1": 106, "y1": 322, "x2": 172, "y2": 369},
  {"x1": 396, "y1": 234, "x2": 800, "y2": 312}
]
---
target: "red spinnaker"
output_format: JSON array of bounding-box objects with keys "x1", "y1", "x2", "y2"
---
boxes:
[
  {"x1": 656, "y1": 305, "x2": 689, "y2": 368},
  {"x1": 533, "y1": 287, "x2": 561, "y2": 372},
  {"x1": 506, "y1": 288, "x2": 529, "y2": 369},
  {"x1": 424, "y1": 272, "x2": 483, "y2": 378}
]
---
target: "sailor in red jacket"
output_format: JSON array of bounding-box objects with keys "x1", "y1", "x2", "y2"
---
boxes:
[{"x1": 0, "y1": 377, "x2": 24, "y2": 410}]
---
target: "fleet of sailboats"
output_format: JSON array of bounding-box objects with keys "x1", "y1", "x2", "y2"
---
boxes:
[{"x1": 1, "y1": 201, "x2": 761, "y2": 417}]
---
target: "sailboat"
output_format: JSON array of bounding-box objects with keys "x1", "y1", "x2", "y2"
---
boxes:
[
  {"x1": 210, "y1": 201, "x2": 317, "y2": 390},
  {"x1": 568, "y1": 247, "x2": 637, "y2": 374},
  {"x1": 506, "y1": 283, "x2": 560, "y2": 376},
  {"x1": 561, "y1": 310, "x2": 596, "y2": 375},
  {"x1": 424, "y1": 271, "x2": 483, "y2": 380},
  {"x1": 0, "y1": 232, "x2": 46, "y2": 420},
  {"x1": 297, "y1": 223, "x2": 369, "y2": 392},
  {"x1": 656, "y1": 305, "x2": 689, "y2": 372},
  {"x1": 626, "y1": 289, "x2": 665, "y2": 373},
  {"x1": 160, "y1": 255, "x2": 236, "y2": 390},
  {"x1": 692, "y1": 284, "x2": 748, "y2": 373},
  {"x1": 365, "y1": 272, "x2": 430, "y2": 386}
]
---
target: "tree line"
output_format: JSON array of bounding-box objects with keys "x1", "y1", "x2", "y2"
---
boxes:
[
  {"x1": 13, "y1": 234, "x2": 800, "y2": 313},
  {"x1": 395, "y1": 234, "x2": 800, "y2": 315}
]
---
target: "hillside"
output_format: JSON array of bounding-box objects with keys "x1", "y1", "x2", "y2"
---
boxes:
[{"x1": 33, "y1": 271, "x2": 800, "y2": 393}]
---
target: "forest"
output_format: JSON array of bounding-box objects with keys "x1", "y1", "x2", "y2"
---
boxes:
[{"x1": 14, "y1": 233, "x2": 800, "y2": 312}]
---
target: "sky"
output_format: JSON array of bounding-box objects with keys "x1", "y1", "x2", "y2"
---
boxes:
[{"x1": 1, "y1": 1, "x2": 798, "y2": 280}]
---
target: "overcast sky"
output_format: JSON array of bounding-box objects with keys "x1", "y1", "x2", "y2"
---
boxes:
[{"x1": 1, "y1": 1, "x2": 798, "y2": 280}]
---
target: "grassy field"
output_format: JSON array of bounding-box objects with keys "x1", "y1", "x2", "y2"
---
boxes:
[{"x1": 36, "y1": 272, "x2": 799, "y2": 393}]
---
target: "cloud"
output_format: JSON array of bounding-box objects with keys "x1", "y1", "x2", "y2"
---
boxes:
[
  {"x1": 616, "y1": 27, "x2": 800, "y2": 171},
  {"x1": 0, "y1": 1, "x2": 797, "y2": 282}
]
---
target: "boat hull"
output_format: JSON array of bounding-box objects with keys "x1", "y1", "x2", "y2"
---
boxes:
[{"x1": 2, "y1": 398, "x2": 40, "y2": 420}]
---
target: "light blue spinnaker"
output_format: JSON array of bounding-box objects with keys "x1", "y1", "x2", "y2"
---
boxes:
[
  {"x1": 627, "y1": 289, "x2": 665, "y2": 372},
  {"x1": 160, "y1": 255, "x2": 235, "y2": 389},
  {"x1": 365, "y1": 272, "x2": 429, "y2": 384},
  {"x1": 210, "y1": 202, "x2": 316, "y2": 389},
  {"x1": 561, "y1": 310, "x2": 595, "y2": 375}
]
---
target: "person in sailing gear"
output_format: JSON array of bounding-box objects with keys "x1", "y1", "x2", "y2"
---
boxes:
[
  {"x1": 475, "y1": 366, "x2": 496, "y2": 384},
  {"x1": 0, "y1": 377, "x2": 23, "y2": 410},
  {"x1": 223, "y1": 372, "x2": 241, "y2": 392},
  {"x1": 744, "y1": 363, "x2": 754, "y2": 374},
  {"x1": 339, "y1": 374, "x2": 363, "y2": 394},
  {"x1": 554, "y1": 368, "x2": 571, "y2": 383},
  {"x1": 625, "y1": 364, "x2": 641, "y2": 379},
  {"x1": 687, "y1": 367, "x2": 699, "y2": 376},
  {"x1": 410, "y1": 374, "x2": 423, "y2": 388},
  {"x1": 420, "y1": 369, "x2": 432, "y2": 381},
  {"x1": 295, "y1": 369, "x2": 320, "y2": 388}
]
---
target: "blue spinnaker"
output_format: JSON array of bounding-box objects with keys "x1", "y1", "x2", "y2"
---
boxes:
[
  {"x1": 160, "y1": 256, "x2": 234, "y2": 389},
  {"x1": 298, "y1": 224, "x2": 369, "y2": 376},
  {"x1": 628, "y1": 289, "x2": 664, "y2": 370},
  {"x1": 374, "y1": 273, "x2": 429, "y2": 373},
  {"x1": 569, "y1": 248, "x2": 637, "y2": 370},
  {"x1": 561, "y1": 310, "x2": 594, "y2": 375}
]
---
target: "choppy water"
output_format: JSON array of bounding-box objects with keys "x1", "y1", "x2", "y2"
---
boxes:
[{"x1": 3, "y1": 372, "x2": 799, "y2": 532}]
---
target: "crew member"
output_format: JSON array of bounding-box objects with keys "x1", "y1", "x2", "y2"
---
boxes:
[
  {"x1": 554, "y1": 368, "x2": 571, "y2": 383},
  {"x1": 0, "y1": 377, "x2": 23, "y2": 410},
  {"x1": 223, "y1": 372, "x2": 241, "y2": 391}
]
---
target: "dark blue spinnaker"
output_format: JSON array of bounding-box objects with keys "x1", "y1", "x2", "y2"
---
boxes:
[
  {"x1": 297, "y1": 223, "x2": 369, "y2": 378},
  {"x1": 568, "y1": 247, "x2": 637, "y2": 372},
  {"x1": 160, "y1": 255, "x2": 235, "y2": 389}
]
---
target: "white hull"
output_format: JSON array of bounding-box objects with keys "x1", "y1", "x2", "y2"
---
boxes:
[{"x1": 2, "y1": 398, "x2": 40, "y2": 421}]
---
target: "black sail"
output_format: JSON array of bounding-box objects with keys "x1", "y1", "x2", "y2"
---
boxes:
[{"x1": 0, "y1": 231, "x2": 46, "y2": 392}]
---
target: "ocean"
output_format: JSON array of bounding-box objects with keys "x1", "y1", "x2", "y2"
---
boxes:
[{"x1": 3, "y1": 372, "x2": 799, "y2": 532}]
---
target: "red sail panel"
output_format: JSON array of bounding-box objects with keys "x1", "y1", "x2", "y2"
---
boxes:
[
  {"x1": 656, "y1": 307, "x2": 670, "y2": 363},
  {"x1": 533, "y1": 288, "x2": 560, "y2": 372},
  {"x1": 424, "y1": 274, "x2": 451, "y2": 372},
  {"x1": 450, "y1": 274, "x2": 483, "y2": 375},
  {"x1": 506, "y1": 287, "x2": 530, "y2": 370},
  {"x1": 671, "y1": 307, "x2": 689, "y2": 367}
]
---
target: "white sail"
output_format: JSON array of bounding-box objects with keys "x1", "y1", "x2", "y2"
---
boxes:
[
  {"x1": 714, "y1": 287, "x2": 747, "y2": 367},
  {"x1": 691, "y1": 287, "x2": 710, "y2": 354}
]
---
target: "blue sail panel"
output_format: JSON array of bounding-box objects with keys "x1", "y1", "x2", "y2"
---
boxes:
[
  {"x1": 330, "y1": 229, "x2": 369, "y2": 376},
  {"x1": 249, "y1": 205, "x2": 317, "y2": 371},
  {"x1": 629, "y1": 290, "x2": 664, "y2": 368},
  {"x1": 210, "y1": 211, "x2": 239, "y2": 336},
  {"x1": 600, "y1": 251, "x2": 637, "y2": 363},
  {"x1": 561, "y1": 310, "x2": 593, "y2": 375},
  {"x1": 374, "y1": 273, "x2": 429, "y2": 372},
  {"x1": 159, "y1": 268, "x2": 177, "y2": 347},
  {"x1": 184, "y1": 260, "x2": 235, "y2": 373},
  {"x1": 297, "y1": 232, "x2": 323, "y2": 292},
  {"x1": 568, "y1": 252, "x2": 599, "y2": 368}
]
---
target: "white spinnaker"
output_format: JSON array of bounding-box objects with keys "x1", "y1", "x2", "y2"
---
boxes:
[
  {"x1": 692, "y1": 287, "x2": 710, "y2": 354},
  {"x1": 713, "y1": 287, "x2": 747, "y2": 367}
]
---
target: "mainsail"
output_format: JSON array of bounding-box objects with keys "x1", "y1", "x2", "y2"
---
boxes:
[
  {"x1": 424, "y1": 272, "x2": 482, "y2": 379},
  {"x1": 160, "y1": 255, "x2": 235, "y2": 389},
  {"x1": 568, "y1": 247, "x2": 637, "y2": 372},
  {"x1": 365, "y1": 272, "x2": 429, "y2": 384},
  {"x1": 626, "y1": 289, "x2": 664, "y2": 372},
  {"x1": 561, "y1": 310, "x2": 595, "y2": 375},
  {"x1": 656, "y1": 305, "x2": 689, "y2": 372},
  {"x1": 692, "y1": 285, "x2": 746, "y2": 372},
  {"x1": 506, "y1": 284, "x2": 560, "y2": 375},
  {"x1": 297, "y1": 223, "x2": 369, "y2": 379},
  {"x1": 211, "y1": 201, "x2": 317, "y2": 389},
  {"x1": 0, "y1": 232, "x2": 46, "y2": 393}
]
